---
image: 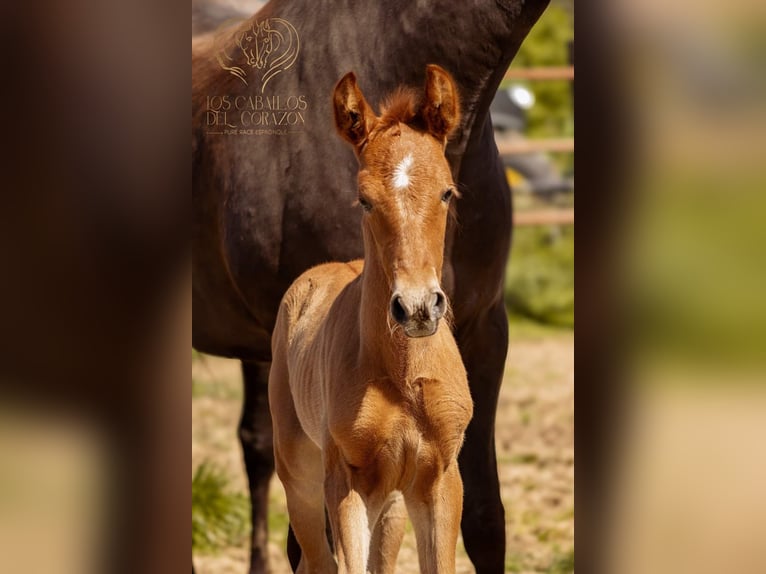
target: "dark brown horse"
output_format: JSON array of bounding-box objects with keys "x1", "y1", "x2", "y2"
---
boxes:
[{"x1": 192, "y1": 1, "x2": 550, "y2": 573}]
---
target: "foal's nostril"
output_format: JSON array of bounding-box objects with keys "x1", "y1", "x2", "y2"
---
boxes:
[
  {"x1": 390, "y1": 295, "x2": 408, "y2": 325},
  {"x1": 432, "y1": 291, "x2": 446, "y2": 319}
]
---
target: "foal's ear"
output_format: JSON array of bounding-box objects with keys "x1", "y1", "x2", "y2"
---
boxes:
[
  {"x1": 333, "y1": 72, "x2": 375, "y2": 151},
  {"x1": 420, "y1": 64, "x2": 461, "y2": 142}
]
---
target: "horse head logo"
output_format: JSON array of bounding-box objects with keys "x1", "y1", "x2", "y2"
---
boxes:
[{"x1": 216, "y1": 18, "x2": 300, "y2": 93}]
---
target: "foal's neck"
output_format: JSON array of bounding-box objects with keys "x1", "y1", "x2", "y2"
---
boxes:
[{"x1": 358, "y1": 251, "x2": 419, "y2": 383}]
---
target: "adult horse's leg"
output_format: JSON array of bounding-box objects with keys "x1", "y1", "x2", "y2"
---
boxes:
[
  {"x1": 286, "y1": 523, "x2": 301, "y2": 572},
  {"x1": 240, "y1": 360, "x2": 274, "y2": 574},
  {"x1": 455, "y1": 302, "x2": 509, "y2": 574}
]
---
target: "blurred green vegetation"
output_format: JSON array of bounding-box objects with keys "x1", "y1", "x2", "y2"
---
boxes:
[
  {"x1": 505, "y1": 0, "x2": 574, "y2": 174},
  {"x1": 502, "y1": 2, "x2": 574, "y2": 330},
  {"x1": 547, "y1": 547, "x2": 575, "y2": 573},
  {"x1": 505, "y1": 224, "x2": 574, "y2": 329},
  {"x1": 505, "y1": 545, "x2": 573, "y2": 573},
  {"x1": 630, "y1": 173, "x2": 766, "y2": 372},
  {"x1": 192, "y1": 462, "x2": 250, "y2": 553},
  {"x1": 509, "y1": 1, "x2": 573, "y2": 140},
  {"x1": 192, "y1": 376, "x2": 243, "y2": 400}
]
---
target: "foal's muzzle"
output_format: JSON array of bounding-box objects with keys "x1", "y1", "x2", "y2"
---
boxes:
[{"x1": 390, "y1": 289, "x2": 447, "y2": 338}]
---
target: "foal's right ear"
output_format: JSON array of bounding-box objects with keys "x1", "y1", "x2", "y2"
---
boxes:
[
  {"x1": 421, "y1": 64, "x2": 460, "y2": 142},
  {"x1": 333, "y1": 72, "x2": 375, "y2": 151}
]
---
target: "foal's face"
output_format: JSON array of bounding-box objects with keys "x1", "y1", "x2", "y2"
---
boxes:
[
  {"x1": 333, "y1": 65, "x2": 461, "y2": 338},
  {"x1": 357, "y1": 125, "x2": 456, "y2": 337}
]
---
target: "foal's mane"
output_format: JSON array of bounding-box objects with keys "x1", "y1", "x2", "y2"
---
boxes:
[{"x1": 378, "y1": 87, "x2": 422, "y2": 130}]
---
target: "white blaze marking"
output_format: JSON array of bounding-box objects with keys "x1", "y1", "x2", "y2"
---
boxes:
[{"x1": 392, "y1": 153, "x2": 414, "y2": 189}]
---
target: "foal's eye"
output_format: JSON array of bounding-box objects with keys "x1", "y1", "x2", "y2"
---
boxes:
[
  {"x1": 358, "y1": 196, "x2": 373, "y2": 212},
  {"x1": 441, "y1": 188, "x2": 454, "y2": 203}
]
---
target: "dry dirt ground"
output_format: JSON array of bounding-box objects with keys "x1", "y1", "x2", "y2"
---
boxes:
[{"x1": 192, "y1": 328, "x2": 574, "y2": 573}]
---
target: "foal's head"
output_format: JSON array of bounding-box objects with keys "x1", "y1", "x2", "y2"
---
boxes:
[{"x1": 333, "y1": 65, "x2": 461, "y2": 338}]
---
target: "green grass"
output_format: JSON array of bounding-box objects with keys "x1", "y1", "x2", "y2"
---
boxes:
[
  {"x1": 547, "y1": 547, "x2": 574, "y2": 574},
  {"x1": 556, "y1": 507, "x2": 575, "y2": 521},
  {"x1": 505, "y1": 552, "x2": 525, "y2": 572},
  {"x1": 267, "y1": 499, "x2": 290, "y2": 548},
  {"x1": 505, "y1": 224, "x2": 574, "y2": 329},
  {"x1": 510, "y1": 452, "x2": 540, "y2": 465},
  {"x1": 505, "y1": 546, "x2": 574, "y2": 573},
  {"x1": 192, "y1": 462, "x2": 250, "y2": 553},
  {"x1": 192, "y1": 376, "x2": 243, "y2": 400}
]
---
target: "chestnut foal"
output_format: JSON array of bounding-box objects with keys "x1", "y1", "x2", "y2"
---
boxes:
[{"x1": 269, "y1": 65, "x2": 472, "y2": 574}]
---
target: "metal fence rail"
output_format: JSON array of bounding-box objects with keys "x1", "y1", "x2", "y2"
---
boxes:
[
  {"x1": 504, "y1": 66, "x2": 574, "y2": 81},
  {"x1": 496, "y1": 137, "x2": 574, "y2": 155}
]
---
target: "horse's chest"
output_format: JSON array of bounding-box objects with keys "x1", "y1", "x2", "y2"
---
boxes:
[{"x1": 330, "y1": 377, "x2": 472, "y2": 489}]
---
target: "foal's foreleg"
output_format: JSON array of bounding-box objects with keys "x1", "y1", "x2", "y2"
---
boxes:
[
  {"x1": 368, "y1": 491, "x2": 406, "y2": 574},
  {"x1": 324, "y1": 449, "x2": 372, "y2": 574},
  {"x1": 405, "y1": 462, "x2": 464, "y2": 574},
  {"x1": 280, "y1": 472, "x2": 336, "y2": 574}
]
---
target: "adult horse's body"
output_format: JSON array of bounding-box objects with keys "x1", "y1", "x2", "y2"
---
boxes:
[{"x1": 192, "y1": 1, "x2": 549, "y2": 572}]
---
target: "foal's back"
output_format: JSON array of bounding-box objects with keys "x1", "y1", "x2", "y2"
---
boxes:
[{"x1": 271, "y1": 259, "x2": 364, "y2": 446}]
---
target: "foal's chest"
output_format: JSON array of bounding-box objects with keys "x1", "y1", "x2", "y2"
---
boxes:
[{"x1": 329, "y1": 376, "x2": 472, "y2": 490}]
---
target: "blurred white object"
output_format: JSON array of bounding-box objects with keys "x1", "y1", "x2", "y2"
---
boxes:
[{"x1": 508, "y1": 84, "x2": 536, "y2": 110}]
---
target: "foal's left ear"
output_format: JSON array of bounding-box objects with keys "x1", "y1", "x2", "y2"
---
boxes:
[{"x1": 420, "y1": 64, "x2": 461, "y2": 142}]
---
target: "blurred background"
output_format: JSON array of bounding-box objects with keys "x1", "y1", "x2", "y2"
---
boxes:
[
  {"x1": 495, "y1": 0, "x2": 574, "y2": 331},
  {"x1": 601, "y1": 1, "x2": 766, "y2": 573}
]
